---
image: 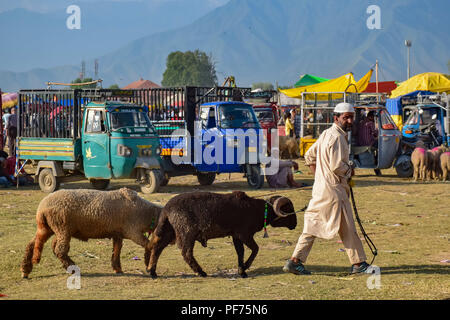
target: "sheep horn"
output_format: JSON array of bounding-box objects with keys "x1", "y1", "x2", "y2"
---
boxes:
[{"x1": 273, "y1": 197, "x2": 294, "y2": 217}]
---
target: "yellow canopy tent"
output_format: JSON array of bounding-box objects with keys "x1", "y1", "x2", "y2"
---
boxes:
[
  {"x1": 390, "y1": 72, "x2": 450, "y2": 98},
  {"x1": 280, "y1": 69, "x2": 373, "y2": 100}
]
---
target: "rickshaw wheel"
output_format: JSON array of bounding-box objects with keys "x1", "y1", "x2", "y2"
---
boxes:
[
  {"x1": 197, "y1": 172, "x2": 216, "y2": 186},
  {"x1": 140, "y1": 170, "x2": 160, "y2": 194},
  {"x1": 90, "y1": 179, "x2": 110, "y2": 190},
  {"x1": 395, "y1": 161, "x2": 414, "y2": 178},
  {"x1": 38, "y1": 168, "x2": 60, "y2": 193},
  {"x1": 246, "y1": 165, "x2": 264, "y2": 189}
]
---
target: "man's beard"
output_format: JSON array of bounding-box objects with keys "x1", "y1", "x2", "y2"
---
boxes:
[{"x1": 337, "y1": 122, "x2": 352, "y2": 132}]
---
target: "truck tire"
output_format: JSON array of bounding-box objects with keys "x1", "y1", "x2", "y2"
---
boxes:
[
  {"x1": 90, "y1": 179, "x2": 110, "y2": 190},
  {"x1": 395, "y1": 161, "x2": 413, "y2": 178},
  {"x1": 38, "y1": 168, "x2": 60, "y2": 193},
  {"x1": 246, "y1": 164, "x2": 264, "y2": 189},
  {"x1": 197, "y1": 172, "x2": 216, "y2": 186},
  {"x1": 140, "y1": 170, "x2": 160, "y2": 194}
]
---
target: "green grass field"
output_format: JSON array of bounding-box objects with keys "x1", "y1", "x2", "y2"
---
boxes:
[{"x1": 0, "y1": 163, "x2": 449, "y2": 300}]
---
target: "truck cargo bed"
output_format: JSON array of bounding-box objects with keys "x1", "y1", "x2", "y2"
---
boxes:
[{"x1": 18, "y1": 137, "x2": 80, "y2": 161}]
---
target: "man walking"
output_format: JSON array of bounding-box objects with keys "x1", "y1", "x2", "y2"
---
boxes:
[{"x1": 283, "y1": 102, "x2": 370, "y2": 275}]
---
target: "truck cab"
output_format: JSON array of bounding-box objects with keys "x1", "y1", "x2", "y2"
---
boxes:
[
  {"x1": 195, "y1": 101, "x2": 265, "y2": 188},
  {"x1": 402, "y1": 104, "x2": 447, "y2": 147},
  {"x1": 81, "y1": 101, "x2": 162, "y2": 192},
  {"x1": 157, "y1": 100, "x2": 265, "y2": 189},
  {"x1": 350, "y1": 105, "x2": 401, "y2": 171}
]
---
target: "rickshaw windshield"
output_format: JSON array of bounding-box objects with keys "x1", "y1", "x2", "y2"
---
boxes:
[
  {"x1": 404, "y1": 110, "x2": 418, "y2": 125},
  {"x1": 219, "y1": 105, "x2": 260, "y2": 129},
  {"x1": 254, "y1": 109, "x2": 275, "y2": 122},
  {"x1": 404, "y1": 108, "x2": 437, "y2": 126},
  {"x1": 109, "y1": 111, "x2": 155, "y2": 133}
]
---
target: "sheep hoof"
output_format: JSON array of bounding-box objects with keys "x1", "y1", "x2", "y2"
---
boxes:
[
  {"x1": 198, "y1": 271, "x2": 207, "y2": 277},
  {"x1": 114, "y1": 270, "x2": 124, "y2": 275},
  {"x1": 22, "y1": 273, "x2": 29, "y2": 279},
  {"x1": 150, "y1": 271, "x2": 158, "y2": 279},
  {"x1": 238, "y1": 268, "x2": 248, "y2": 278}
]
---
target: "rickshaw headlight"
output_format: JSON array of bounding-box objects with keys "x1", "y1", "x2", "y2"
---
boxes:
[
  {"x1": 118, "y1": 144, "x2": 132, "y2": 157},
  {"x1": 155, "y1": 147, "x2": 161, "y2": 155}
]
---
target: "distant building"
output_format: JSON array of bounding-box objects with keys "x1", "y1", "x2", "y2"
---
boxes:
[{"x1": 123, "y1": 78, "x2": 161, "y2": 89}]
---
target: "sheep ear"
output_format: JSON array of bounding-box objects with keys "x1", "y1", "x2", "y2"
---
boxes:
[
  {"x1": 120, "y1": 188, "x2": 138, "y2": 201},
  {"x1": 232, "y1": 191, "x2": 247, "y2": 200}
]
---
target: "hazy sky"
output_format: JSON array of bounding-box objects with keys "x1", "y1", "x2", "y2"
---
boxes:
[{"x1": 0, "y1": 0, "x2": 229, "y2": 13}]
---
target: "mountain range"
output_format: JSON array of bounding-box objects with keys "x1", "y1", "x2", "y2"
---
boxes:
[{"x1": 1, "y1": 0, "x2": 449, "y2": 92}]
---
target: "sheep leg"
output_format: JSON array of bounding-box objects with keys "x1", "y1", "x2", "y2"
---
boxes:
[
  {"x1": 242, "y1": 237, "x2": 259, "y2": 274},
  {"x1": 54, "y1": 236, "x2": 76, "y2": 270},
  {"x1": 111, "y1": 237, "x2": 123, "y2": 274},
  {"x1": 147, "y1": 234, "x2": 174, "y2": 278},
  {"x1": 232, "y1": 236, "x2": 247, "y2": 278},
  {"x1": 181, "y1": 239, "x2": 207, "y2": 277},
  {"x1": 31, "y1": 223, "x2": 54, "y2": 265},
  {"x1": 125, "y1": 232, "x2": 153, "y2": 271},
  {"x1": 21, "y1": 236, "x2": 36, "y2": 278},
  {"x1": 51, "y1": 238, "x2": 57, "y2": 255},
  {"x1": 413, "y1": 164, "x2": 419, "y2": 182}
]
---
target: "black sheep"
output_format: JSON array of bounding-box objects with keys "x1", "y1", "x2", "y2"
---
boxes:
[{"x1": 147, "y1": 191, "x2": 297, "y2": 278}]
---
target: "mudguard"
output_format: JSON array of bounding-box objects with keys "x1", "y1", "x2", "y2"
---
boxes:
[{"x1": 134, "y1": 157, "x2": 161, "y2": 170}]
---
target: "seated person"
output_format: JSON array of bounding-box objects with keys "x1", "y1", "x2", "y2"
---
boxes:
[
  {"x1": 265, "y1": 148, "x2": 305, "y2": 188},
  {"x1": 0, "y1": 157, "x2": 14, "y2": 187},
  {"x1": 357, "y1": 111, "x2": 378, "y2": 148},
  {"x1": 1, "y1": 156, "x2": 33, "y2": 186}
]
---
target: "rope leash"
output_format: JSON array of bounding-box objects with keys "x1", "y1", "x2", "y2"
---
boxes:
[{"x1": 349, "y1": 184, "x2": 378, "y2": 265}]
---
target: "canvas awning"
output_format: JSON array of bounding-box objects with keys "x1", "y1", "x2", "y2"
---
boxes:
[
  {"x1": 362, "y1": 81, "x2": 397, "y2": 95},
  {"x1": 280, "y1": 70, "x2": 373, "y2": 100},
  {"x1": 1, "y1": 92, "x2": 18, "y2": 109},
  {"x1": 294, "y1": 74, "x2": 329, "y2": 87},
  {"x1": 390, "y1": 72, "x2": 450, "y2": 98}
]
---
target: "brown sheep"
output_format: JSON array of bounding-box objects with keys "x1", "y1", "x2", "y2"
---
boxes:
[
  {"x1": 21, "y1": 188, "x2": 162, "y2": 278},
  {"x1": 147, "y1": 191, "x2": 297, "y2": 279},
  {"x1": 411, "y1": 147, "x2": 428, "y2": 181},
  {"x1": 279, "y1": 136, "x2": 300, "y2": 159},
  {"x1": 428, "y1": 146, "x2": 446, "y2": 180},
  {"x1": 425, "y1": 150, "x2": 434, "y2": 181},
  {"x1": 441, "y1": 152, "x2": 450, "y2": 181}
]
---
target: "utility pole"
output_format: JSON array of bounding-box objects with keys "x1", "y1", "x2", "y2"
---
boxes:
[
  {"x1": 405, "y1": 40, "x2": 412, "y2": 80},
  {"x1": 80, "y1": 60, "x2": 86, "y2": 80},
  {"x1": 375, "y1": 60, "x2": 379, "y2": 103},
  {"x1": 94, "y1": 59, "x2": 99, "y2": 80}
]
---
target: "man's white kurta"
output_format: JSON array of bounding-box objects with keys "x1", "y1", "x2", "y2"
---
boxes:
[{"x1": 303, "y1": 123, "x2": 354, "y2": 239}]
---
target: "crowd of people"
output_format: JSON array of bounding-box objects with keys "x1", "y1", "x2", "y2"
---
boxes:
[{"x1": 1, "y1": 107, "x2": 34, "y2": 188}]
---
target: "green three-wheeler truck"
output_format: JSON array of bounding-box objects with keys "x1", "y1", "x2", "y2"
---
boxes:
[{"x1": 17, "y1": 89, "x2": 163, "y2": 193}]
